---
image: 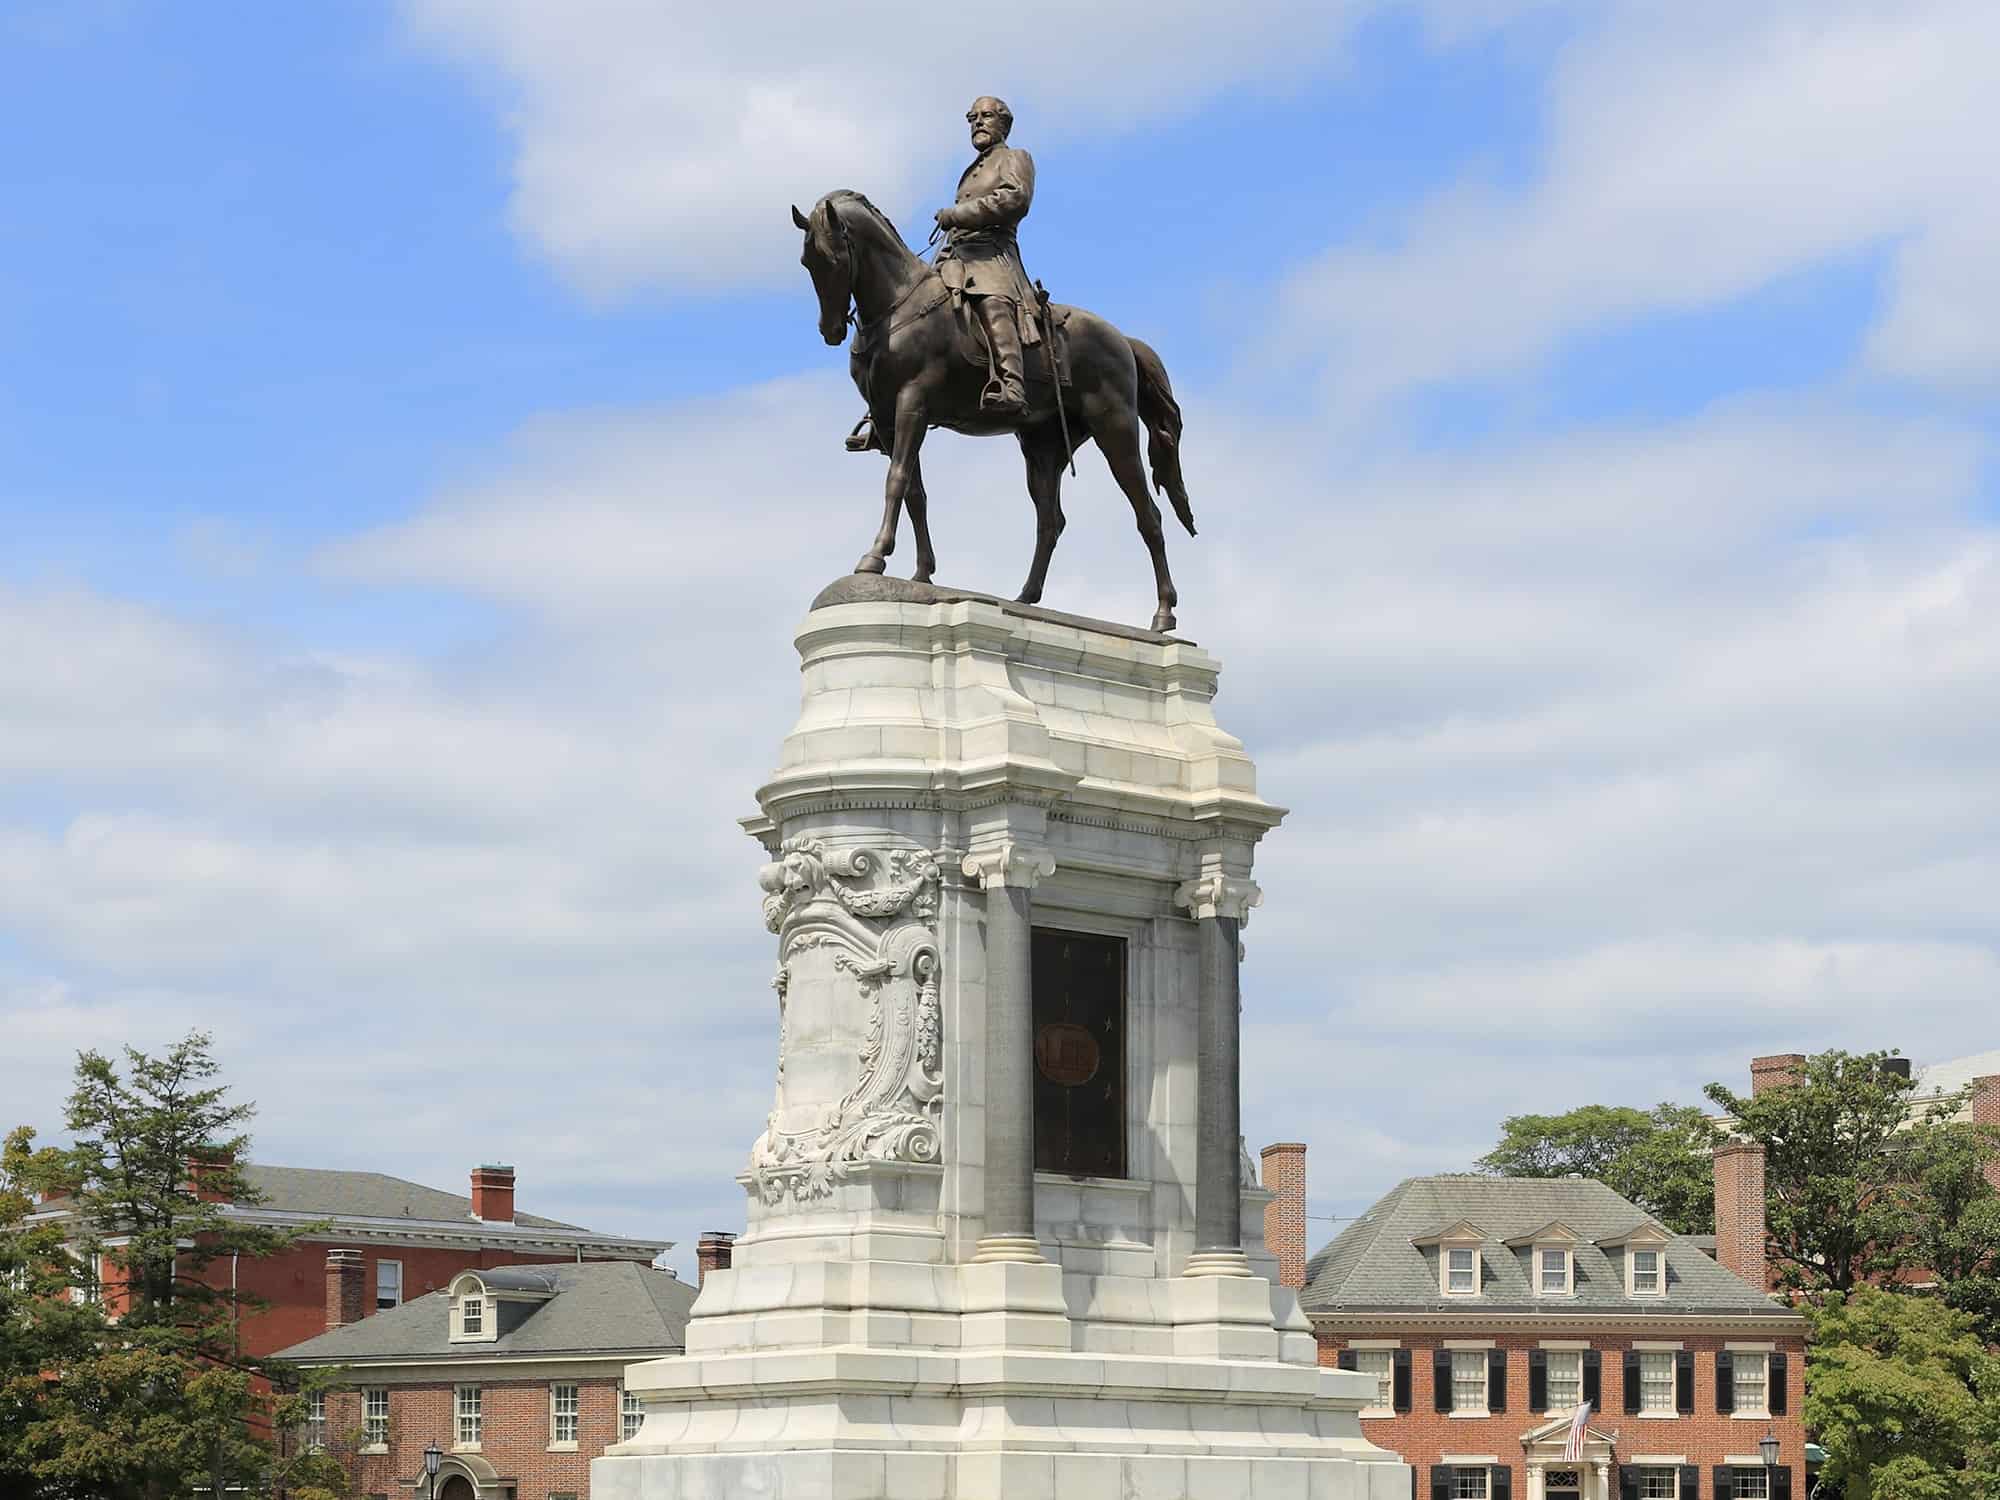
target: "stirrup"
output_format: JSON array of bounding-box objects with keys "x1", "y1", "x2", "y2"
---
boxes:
[{"x1": 844, "y1": 415, "x2": 877, "y2": 453}]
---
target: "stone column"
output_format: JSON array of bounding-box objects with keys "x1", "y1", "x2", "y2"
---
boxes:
[
  {"x1": 1592, "y1": 1460, "x2": 1611, "y2": 1500},
  {"x1": 1177, "y1": 873, "x2": 1262, "y2": 1277},
  {"x1": 1526, "y1": 1461, "x2": 1544, "y2": 1500},
  {"x1": 964, "y1": 842, "x2": 1055, "y2": 1264}
]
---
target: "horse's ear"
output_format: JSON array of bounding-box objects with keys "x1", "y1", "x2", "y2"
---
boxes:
[{"x1": 791, "y1": 204, "x2": 812, "y2": 231}]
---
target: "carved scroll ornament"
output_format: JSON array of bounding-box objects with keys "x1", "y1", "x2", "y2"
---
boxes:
[{"x1": 747, "y1": 839, "x2": 942, "y2": 1203}]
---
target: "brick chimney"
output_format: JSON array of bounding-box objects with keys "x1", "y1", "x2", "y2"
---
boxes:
[
  {"x1": 187, "y1": 1146, "x2": 234, "y2": 1203},
  {"x1": 1713, "y1": 1140, "x2": 1769, "y2": 1290},
  {"x1": 696, "y1": 1232, "x2": 736, "y2": 1287},
  {"x1": 1972, "y1": 1076, "x2": 2000, "y2": 1192},
  {"x1": 1749, "y1": 1054, "x2": 1806, "y2": 1096},
  {"x1": 470, "y1": 1164, "x2": 516, "y2": 1223},
  {"x1": 325, "y1": 1248, "x2": 366, "y2": 1330},
  {"x1": 1260, "y1": 1142, "x2": 1308, "y2": 1291}
]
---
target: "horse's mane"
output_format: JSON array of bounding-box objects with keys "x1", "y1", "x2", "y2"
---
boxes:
[{"x1": 823, "y1": 190, "x2": 920, "y2": 257}]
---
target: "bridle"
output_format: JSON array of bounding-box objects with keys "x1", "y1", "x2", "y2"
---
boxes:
[{"x1": 813, "y1": 199, "x2": 947, "y2": 354}]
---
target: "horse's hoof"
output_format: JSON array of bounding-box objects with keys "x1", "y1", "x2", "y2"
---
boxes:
[
  {"x1": 912, "y1": 569, "x2": 934, "y2": 584},
  {"x1": 854, "y1": 555, "x2": 887, "y2": 576},
  {"x1": 1015, "y1": 591, "x2": 1042, "y2": 607},
  {"x1": 1151, "y1": 610, "x2": 1177, "y2": 633}
]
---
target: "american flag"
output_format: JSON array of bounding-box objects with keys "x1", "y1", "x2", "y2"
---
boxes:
[{"x1": 1562, "y1": 1401, "x2": 1592, "y2": 1461}]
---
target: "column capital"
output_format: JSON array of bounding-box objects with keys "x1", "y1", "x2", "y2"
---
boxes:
[
  {"x1": 962, "y1": 843, "x2": 1055, "y2": 891},
  {"x1": 1175, "y1": 873, "x2": 1262, "y2": 923}
]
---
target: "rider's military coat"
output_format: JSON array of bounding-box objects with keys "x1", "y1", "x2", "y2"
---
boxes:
[{"x1": 935, "y1": 143, "x2": 1037, "y2": 307}]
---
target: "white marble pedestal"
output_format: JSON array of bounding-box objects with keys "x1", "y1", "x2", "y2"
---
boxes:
[{"x1": 594, "y1": 581, "x2": 1408, "y2": 1500}]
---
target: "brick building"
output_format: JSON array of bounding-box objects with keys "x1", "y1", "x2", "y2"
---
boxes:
[
  {"x1": 28, "y1": 1160, "x2": 667, "y2": 1359},
  {"x1": 1279, "y1": 1165, "x2": 1805, "y2": 1500},
  {"x1": 278, "y1": 1255, "x2": 697, "y2": 1500}
]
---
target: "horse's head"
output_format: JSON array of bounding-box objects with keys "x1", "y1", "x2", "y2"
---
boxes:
[{"x1": 792, "y1": 199, "x2": 851, "y2": 346}]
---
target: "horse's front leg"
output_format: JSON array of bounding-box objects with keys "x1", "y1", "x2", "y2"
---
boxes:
[
  {"x1": 905, "y1": 454, "x2": 937, "y2": 583},
  {"x1": 855, "y1": 388, "x2": 930, "y2": 577}
]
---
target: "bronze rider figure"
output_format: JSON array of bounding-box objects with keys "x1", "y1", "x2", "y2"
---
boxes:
[{"x1": 933, "y1": 95, "x2": 1036, "y2": 419}]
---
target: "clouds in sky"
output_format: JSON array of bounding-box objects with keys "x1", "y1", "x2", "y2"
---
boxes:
[{"x1": 5, "y1": 1, "x2": 1997, "y2": 1253}]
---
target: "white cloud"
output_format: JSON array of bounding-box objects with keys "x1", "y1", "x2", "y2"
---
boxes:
[
  {"x1": 396, "y1": 0, "x2": 1417, "y2": 295},
  {"x1": 1279, "y1": 0, "x2": 2000, "y2": 403}
]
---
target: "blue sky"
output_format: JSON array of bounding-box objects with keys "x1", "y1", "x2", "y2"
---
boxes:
[{"x1": 4, "y1": 1, "x2": 1996, "y2": 1273}]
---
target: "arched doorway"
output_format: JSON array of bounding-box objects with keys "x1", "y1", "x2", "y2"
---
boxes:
[{"x1": 437, "y1": 1477, "x2": 476, "y2": 1500}]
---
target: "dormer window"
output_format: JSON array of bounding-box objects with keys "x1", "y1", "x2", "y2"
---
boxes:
[
  {"x1": 461, "y1": 1296, "x2": 484, "y2": 1335},
  {"x1": 1539, "y1": 1248, "x2": 1570, "y2": 1294},
  {"x1": 1446, "y1": 1248, "x2": 1478, "y2": 1294},
  {"x1": 448, "y1": 1272, "x2": 499, "y2": 1343},
  {"x1": 1631, "y1": 1249, "x2": 1662, "y2": 1295}
]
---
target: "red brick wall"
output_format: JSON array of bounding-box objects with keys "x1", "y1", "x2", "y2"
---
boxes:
[
  {"x1": 327, "y1": 1373, "x2": 628, "y2": 1498},
  {"x1": 1748, "y1": 1056, "x2": 1805, "y2": 1096},
  {"x1": 1261, "y1": 1143, "x2": 1308, "y2": 1291},
  {"x1": 1973, "y1": 1076, "x2": 2000, "y2": 1193},
  {"x1": 1318, "y1": 1324, "x2": 1807, "y2": 1497}
]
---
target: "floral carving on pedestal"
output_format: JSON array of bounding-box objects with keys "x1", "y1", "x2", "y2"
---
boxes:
[{"x1": 748, "y1": 839, "x2": 943, "y2": 1203}]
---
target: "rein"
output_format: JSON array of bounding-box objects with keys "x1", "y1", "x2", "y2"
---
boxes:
[{"x1": 851, "y1": 272, "x2": 950, "y2": 356}]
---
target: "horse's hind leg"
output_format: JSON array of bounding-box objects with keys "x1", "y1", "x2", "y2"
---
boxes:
[
  {"x1": 1085, "y1": 392, "x2": 1178, "y2": 633},
  {"x1": 905, "y1": 455, "x2": 937, "y2": 583},
  {"x1": 1015, "y1": 425, "x2": 1068, "y2": 605}
]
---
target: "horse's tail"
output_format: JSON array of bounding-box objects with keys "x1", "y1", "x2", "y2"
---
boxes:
[{"x1": 1129, "y1": 336, "x2": 1196, "y2": 536}]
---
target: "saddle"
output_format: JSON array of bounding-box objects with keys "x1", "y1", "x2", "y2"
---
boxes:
[{"x1": 845, "y1": 282, "x2": 1071, "y2": 451}]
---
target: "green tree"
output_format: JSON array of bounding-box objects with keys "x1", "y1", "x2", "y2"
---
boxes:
[
  {"x1": 1704, "y1": 1049, "x2": 1927, "y2": 1294},
  {"x1": 1476, "y1": 1102, "x2": 1718, "y2": 1234},
  {"x1": 1805, "y1": 1287, "x2": 1999, "y2": 1500},
  {"x1": 1901, "y1": 1120, "x2": 2000, "y2": 1348},
  {"x1": 2, "y1": 1032, "x2": 343, "y2": 1500}
]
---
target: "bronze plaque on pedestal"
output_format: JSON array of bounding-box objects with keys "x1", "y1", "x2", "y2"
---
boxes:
[{"x1": 1031, "y1": 928, "x2": 1126, "y2": 1177}]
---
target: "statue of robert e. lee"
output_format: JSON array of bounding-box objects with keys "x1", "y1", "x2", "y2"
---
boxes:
[{"x1": 932, "y1": 95, "x2": 1037, "y2": 419}]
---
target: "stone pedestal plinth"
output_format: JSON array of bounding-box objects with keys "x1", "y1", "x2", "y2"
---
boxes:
[{"x1": 594, "y1": 583, "x2": 1408, "y2": 1500}]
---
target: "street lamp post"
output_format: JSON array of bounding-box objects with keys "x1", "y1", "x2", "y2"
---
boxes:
[
  {"x1": 423, "y1": 1440, "x2": 443, "y2": 1497},
  {"x1": 1759, "y1": 1429, "x2": 1780, "y2": 1472}
]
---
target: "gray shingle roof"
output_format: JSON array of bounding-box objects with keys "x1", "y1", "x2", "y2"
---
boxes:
[
  {"x1": 1300, "y1": 1175, "x2": 1789, "y2": 1317},
  {"x1": 239, "y1": 1165, "x2": 581, "y2": 1230},
  {"x1": 276, "y1": 1260, "x2": 695, "y2": 1363}
]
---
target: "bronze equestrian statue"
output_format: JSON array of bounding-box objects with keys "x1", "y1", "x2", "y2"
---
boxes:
[{"x1": 792, "y1": 96, "x2": 1197, "y2": 634}]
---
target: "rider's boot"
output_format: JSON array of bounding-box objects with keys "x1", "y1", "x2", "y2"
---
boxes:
[{"x1": 975, "y1": 299, "x2": 1029, "y2": 420}]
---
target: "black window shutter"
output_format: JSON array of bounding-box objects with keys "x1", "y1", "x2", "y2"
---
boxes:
[
  {"x1": 1716, "y1": 1350, "x2": 1734, "y2": 1413},
  {"x1": 1435, "y1": 1349, "x2": 1454, "y2": 1412},
  {"x1": 1431, "y1": 1465, "x2": 1454, "y2": 1500},
  {"x1": 1619, "y1": 1466, "x2": 1640, "y2": 1500},
  {"x1": 1411, "y1": 1466, "x2": 1418, "y2": 1500},
  {"x1": 1394, "y1": 1348, "x2": 1413, "y2": 1412},
  {"x1": 1491, "y1": 1464, "x2": 1512, "y2": 1500},
  {"x1": 1713, "y1": 1467, "x2": 1732, "y2": 1500},
  {"x1": 1623, "y1": 1350, "x2": 1641, "y2": 1414},
  {"x1": 1338, "y1": 1347, "x2": 1357, "y2": 1372},
  {"x1": 1679, "y1": 1465, "x2": 1698, "y2": 1500},
  {"x1": 1529, "y1": 1347, "x2": 1548, "y2": 1412},
  {"x1": 1769, "y1": 1352, "x2": 1788, "y2": 1414},
  {"x1": 1676, "y1": 1349, "x2": 1695, "y2": 1414},
  {"x1": 1583, "y1": 1348, "x2": 1602, "y2": 1408},
  {"x1": 1772, "y1": 1464, "x2": 1792, "y2": 1500},
  {"x1": 1489, "y1": 1348, "x2": 1508, "y2": 1412}
]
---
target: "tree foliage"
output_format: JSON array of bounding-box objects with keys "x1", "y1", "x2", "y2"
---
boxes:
[
  {"x1": 1805, "y1": 1288, "x2": 2000, "y2": 1500},
  {"x1": 1476, "y1": 1102, "x2": 1719, "y2": 1234},
  {"x1": 1704, "y1": 1049, "x2": 1929, "y2": 1294},
  {"x1": 1, "y1": 1031, "x2": 346, "y2": 1500}
]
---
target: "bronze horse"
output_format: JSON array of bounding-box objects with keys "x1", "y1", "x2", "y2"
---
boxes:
[{"x1": 792, "y1": 191, "x2": 1196, "y2": 633}]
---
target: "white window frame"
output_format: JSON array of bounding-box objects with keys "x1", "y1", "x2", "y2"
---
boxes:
[
  {"x1": 620, "y1": 1384, "x2": 644, "y2": 1442},
  {"x1": 362, "y1": 1386, "x2": 390, "y2": 1449},
  {"x1": 454, "y1": 1384, "x2": 482, "y2": 1449},
  {"x1": 1353, "y1": 1349, "x2": 1395, "y2": 1415},
  {"x1": 1733, "y1": 1469, "x2": 1769, "y2": 1500},
  {"x1": 306, "y1": 1390, "x2": 327, "y2": 1451},
  {"x1": 1637, "y1": 1469, "x2": 1678, "y2": 1500},
  {"x1": 1731, "y1": 1351, "x2": 1769, "y2": 1416},
  {"x1": 1545, "y1": 1349, "x2": 1583, "y2": 1410},
  {"x1": 1450, "y1": 1349, "x2": 1489, "y2": 1415},
  {"x1": 1452, "y1": 1469, "x2": 1491, "y2": 1500},
  {"x1": 1537, "y1": 1245, "x2": 1573, "y2": 1296},
  {"x1": 1637, "y1": 1351, "x2": 1676, "y2": 1414},
  {"x1": 375, "y1": 1258, "x2": 402, "y2": 1310},
  {"x1": 454, "y1": 1293, "x2": 487, "y2": 1341},
  {"x1": 550, "y1": 1381, "x2": 580, "y2": 1448},
  {"x1": 1444, "y1": 1245, "x2": 1480, "y2": 1295},
  {"x1": 1629, "y1": 1247, "x2": 1664, "y2": 1296}
]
